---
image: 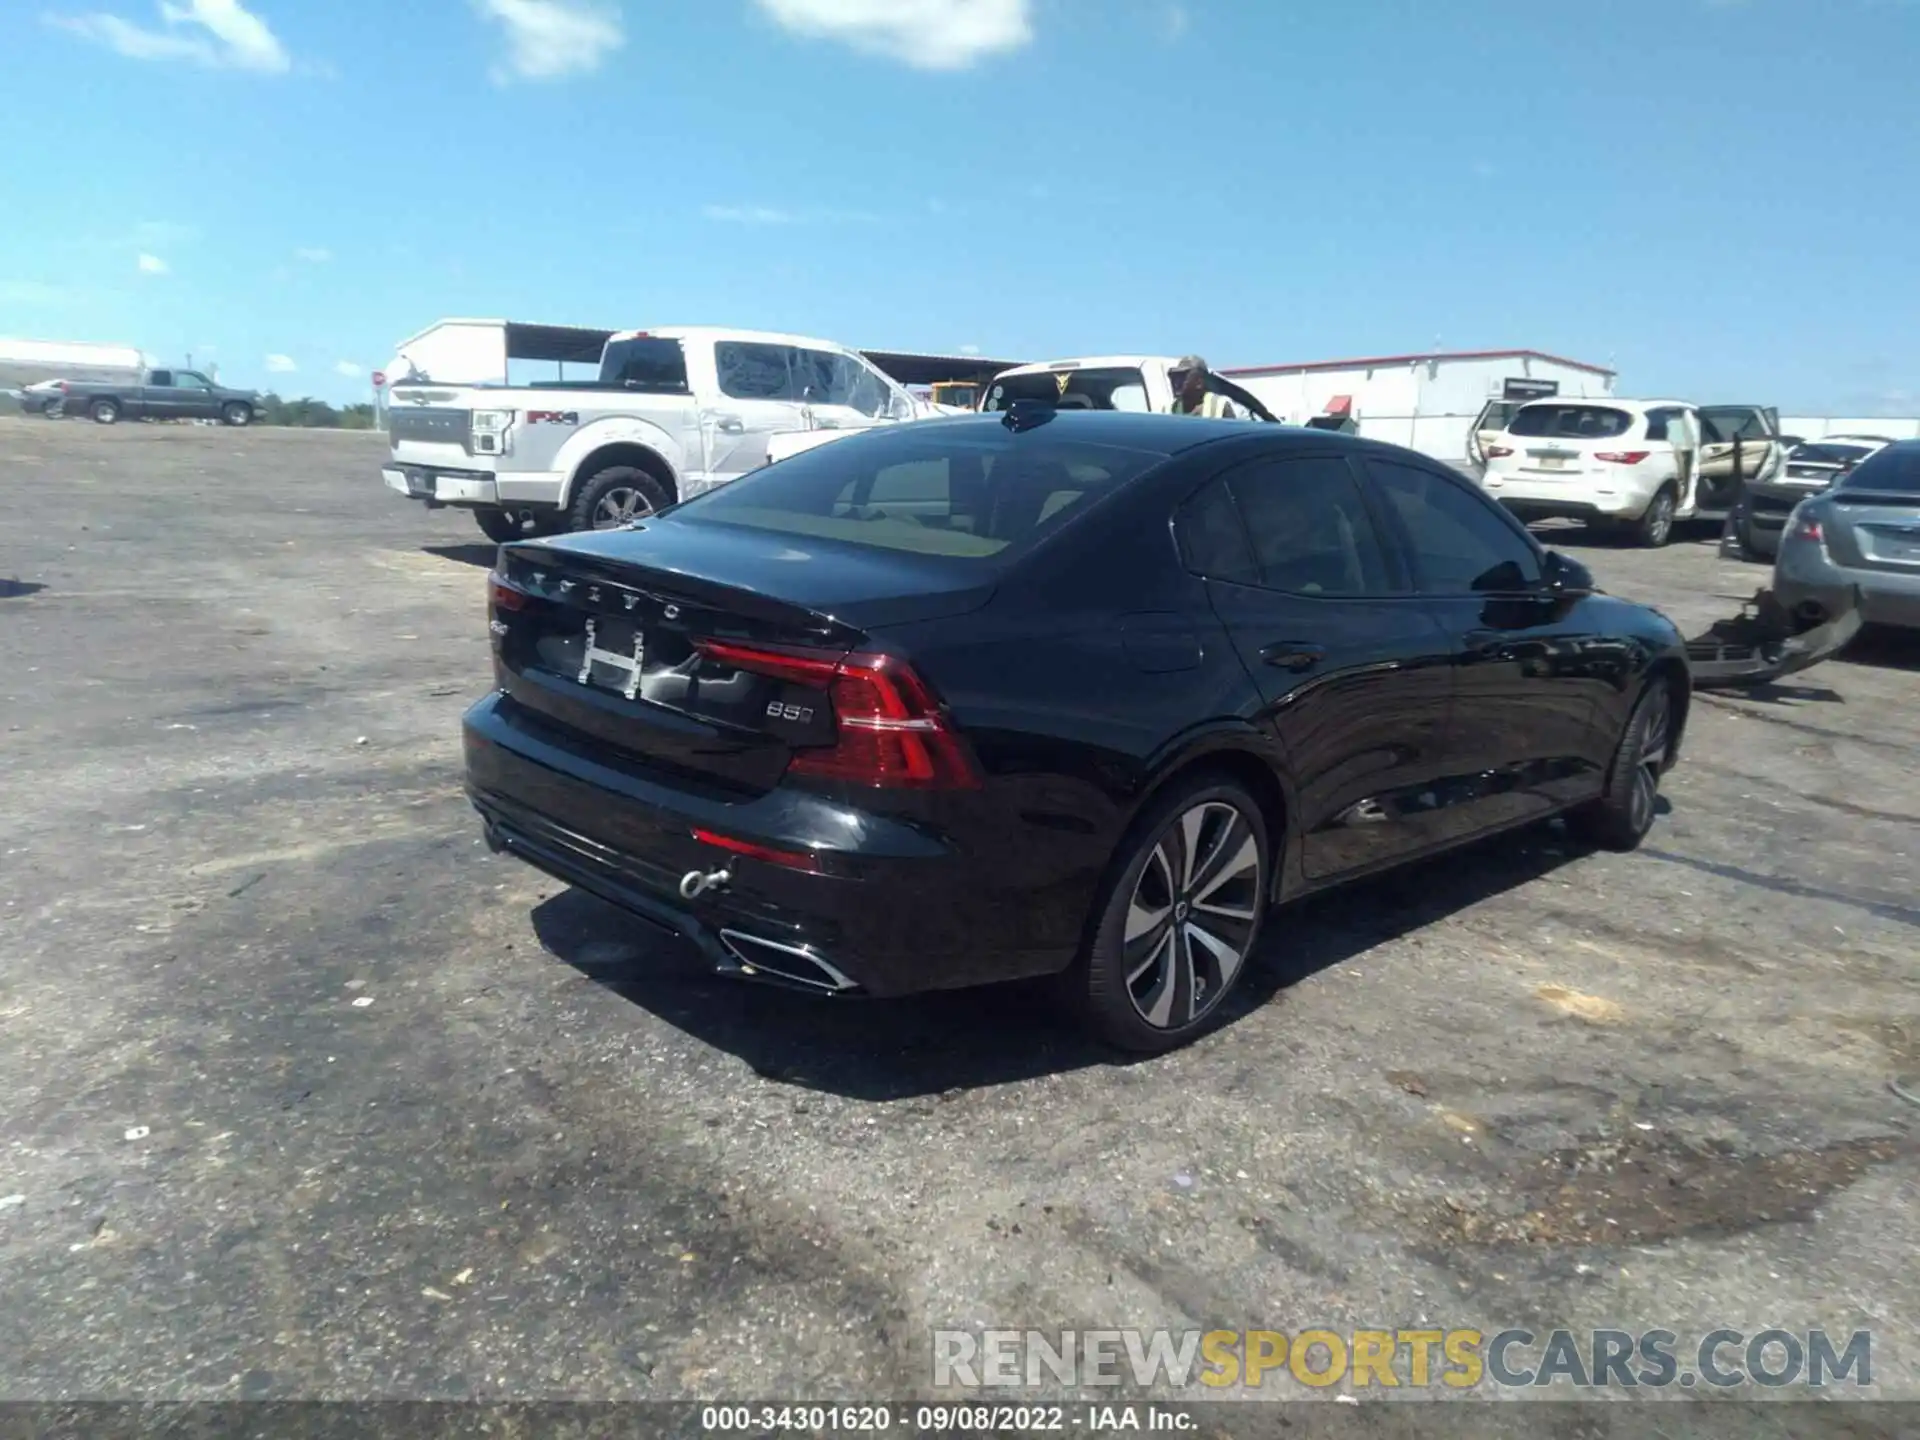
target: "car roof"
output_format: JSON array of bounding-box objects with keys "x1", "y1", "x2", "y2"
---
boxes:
[
  {"x1": 898, "y1": 408, "x2": 1429, "y2": 460},
  {"x1": 1514, "y1": 397, "x2": 1688, "y2": 412}
]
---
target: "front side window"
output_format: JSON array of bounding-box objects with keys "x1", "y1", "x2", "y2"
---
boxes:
[
  {"x1": 1699, "y1": 406, "x2": 1776, "y2": 443},
  {"x1": 1367, "y1": 460, "x2": 1542, "y2": 594},
  {"x1": 1223, "y1": 456, "x2": 1397, "y2": 596},
  {"x1": 178, "y1": 371, "x2": 212, "y2": 388},
  {"x1": 715, "y1": 341, "x2": 797, "y2": 401},
  {"x1": 1506, "y1": 404, "x2": 1634, "y2": 440}
]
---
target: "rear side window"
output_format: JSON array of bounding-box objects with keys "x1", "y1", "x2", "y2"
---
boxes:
[
  {"x1": 150, "y1": 370, "x2": 174, "y2": 387},
  {"x1": 1367, "y1": 460, "x2": 1542, "y2": 593},
  {"x1": 1226, "y1": 456, "x2": 1398, "y2": 596},
  {"x1": 599, "y1": 337, "x2": 690, "y2": 392},
  {"x1": 715, "y1": 341, "x2": 797, "y2": 401},
  {"x1": 1506, "y1": 404, "x2": 1634, "y2": 440},
  {"x1": 982, "y1": 368, "x2": 1151, "y2": 412},
  {"x1": 1837, "y1": 445, "x2": 1920, "y2": 495},
  {"x1": 676, "y1": 426, "x2": 1172, "y2": 560},
  {"x1": 1174, "y1": 480, "x2": 1259, "y2": 586}
]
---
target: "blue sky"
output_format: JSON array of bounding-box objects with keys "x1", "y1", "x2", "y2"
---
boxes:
[{"x1": 2, "y1": 0, "x2": 1916, "y2": 410}]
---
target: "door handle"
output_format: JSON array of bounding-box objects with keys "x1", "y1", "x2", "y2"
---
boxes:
[
  {"x1": 713, "y1": 415, "x2": 745, "y2": 434},
  {"x1": 1260, "y1": 641, "x2": 1325, "y2": 672}
]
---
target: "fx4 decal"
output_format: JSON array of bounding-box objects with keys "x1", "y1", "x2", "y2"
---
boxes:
[{"x1": 527, "y1": 410, "x2": 580, "y2": 425}]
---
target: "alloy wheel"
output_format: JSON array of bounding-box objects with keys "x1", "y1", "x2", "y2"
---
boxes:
[
  {"x1": 1627, "y1": 688, "x2": 1672, "y2": 835},
  {"x1": 591, "y1": 486, "x2": 653, "y2": 529},
  {"x1": 1123, "y1": 801, "x2": 1263, "y2": 1030},
  {"x1": 1645, "y1": 493, "x2": 1674, "y2": 545}
]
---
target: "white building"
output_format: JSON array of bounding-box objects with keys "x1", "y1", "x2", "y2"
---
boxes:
[{"x1": 1221, "y1": 348, "x2": 1617, "y2": 470}]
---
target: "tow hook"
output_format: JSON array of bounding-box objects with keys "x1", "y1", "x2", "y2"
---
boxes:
[{"x1": 679, "y1": 867, "x2": 732, "y2": 900}]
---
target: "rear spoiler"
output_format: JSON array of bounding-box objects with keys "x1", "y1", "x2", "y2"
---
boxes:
[{"x1": 1685, "y1": 586, "x2": 1863, "y2": 689}]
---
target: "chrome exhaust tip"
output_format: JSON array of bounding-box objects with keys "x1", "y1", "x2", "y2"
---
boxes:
[{"x1": 717, "y1": 930, "x2": 858, "y2": 994}]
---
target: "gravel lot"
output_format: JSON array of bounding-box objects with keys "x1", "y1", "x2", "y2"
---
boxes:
[{"x1": 1, "y1": 419, "x2": 1916, "y2": 1425}]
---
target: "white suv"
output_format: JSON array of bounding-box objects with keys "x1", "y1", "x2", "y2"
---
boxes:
[{"x1": 1478, "y1": 399, "x2": 1781, "y2": 546}]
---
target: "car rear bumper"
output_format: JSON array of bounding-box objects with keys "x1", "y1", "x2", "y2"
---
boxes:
[
  {"x1": 1773, "y1": 545, "x2": 1920, "y2": 630},
  {"x1": 462, "y1": 691, "x2": 1075, "y2": 996},
  {"x1": 1479, "y1": 471, "x2": 1662, "y2": 519},
  {"x1": 383, "y1": 465, "x2": 500, "y2": 506}
]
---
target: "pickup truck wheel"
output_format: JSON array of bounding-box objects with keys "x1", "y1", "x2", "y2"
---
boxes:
[
  {"x1": 221, "y1": 402, "x2": 253, "y2": 427},
  {"x1": 570, "y1": 466, "x2": 668, "y2": 532},
  {"x1": 472, "y1": 507, "x2": 525, "y2": 543},
  {"x1": 89, "y1": 398, "x2": 121, "y2": 425}
]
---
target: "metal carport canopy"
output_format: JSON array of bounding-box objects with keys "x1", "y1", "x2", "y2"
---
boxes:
[{"x1": 858, "y1": 350, "x2": 1028, "y2": 386}]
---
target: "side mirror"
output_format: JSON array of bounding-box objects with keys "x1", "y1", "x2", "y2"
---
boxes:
[{"x1": 1542, "y1": 550, "x2": 1594, "y2": 596}]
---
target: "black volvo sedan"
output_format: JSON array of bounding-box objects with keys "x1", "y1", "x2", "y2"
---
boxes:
[{"x1": 466, "y1": 410, "x2": 1689, "y2": 1052}]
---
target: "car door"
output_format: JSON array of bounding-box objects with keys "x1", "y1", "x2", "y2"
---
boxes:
[
  {"x1": 1697, "y1": 405, "x2": 1782, "y2": 510},
  {"x1": 1466, "y1": 399, "x2": 1522, "y2": 469},
  {"x1": 702, "y1": 340, "x2": 807, "y2": 484},
  {"x1": 1177, "y1": 453, "x2": 1458, "y2": 881},
  {"x1": 1362, "y1": 456, "x2": 1618, "y2": 834},
  {"x1": 142, "y1": 369, "x2": 179, "y2": 418},
  {"x1": 175, "y1": 371, "x2": 219, "y2": 419}
]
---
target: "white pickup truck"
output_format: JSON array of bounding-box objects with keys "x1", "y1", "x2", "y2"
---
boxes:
[
  {"x1": 382, "y1": 326, "x2": 930, "y2": 540},
  {"x1": 978, "y1": 355, "x2": 1279, "y2": 421}
]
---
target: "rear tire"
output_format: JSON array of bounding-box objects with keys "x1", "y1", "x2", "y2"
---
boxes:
[
  {"x1": 221, "y1": 401, "x2": 252, "y2": 427},
  {"x1": 1631, "y1": 486, "x2": 1677, "y2": 548},
  {"x1": 1569, "y1": 680, "x2": 1674, "y2": 852},
  {"x1": 1067, "y1": 774, "x2": 1271, "y2": 1054},
  {"x1": 472, "y1": 507, "x2": 525, "y2": 543},
  {"x1": 90, "y1": 398, "x2": 120, "y2": 425},
  {"x1": 568, "y1": 465, "x2": 670, "y2": 533}
]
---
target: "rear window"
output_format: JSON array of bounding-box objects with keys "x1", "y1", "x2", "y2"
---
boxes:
[
  {"x1": 1836, "y1": 445, "x2": 1920, "y2": 495},
  {"x1": 598, "y1": 337, "x2": 689, "y2": 392},
  {"x1": 672, "y1": 423, "x2": 1171, "y2": 560},
  {"x1": 1505, "y1": 404, "x2": 1634, "y2": 440},
  {"x1": 1790, "y1": 444, "x2": 1873, "y2": 466},
  {"x1": 982, "y1": 368, "x2": 1153, "y2": 414}
]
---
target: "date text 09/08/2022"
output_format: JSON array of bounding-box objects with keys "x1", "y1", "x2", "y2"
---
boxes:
[{"x1": 700, "y1": 1403, "x2": 1194, "y2": 1432}]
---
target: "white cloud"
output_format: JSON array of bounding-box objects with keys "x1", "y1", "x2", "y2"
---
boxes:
[
  {"x1": 295, "y1": 246, "x2": 332, "y2": 263},
  {"x1": 47, "y1": 0, "x2": 291, "y2": 72},
  {"x1": 265, "y1": 353, "x2": 298, "y2": 373},
  {"x1": 753, "y1": 0, "x2": 1033, "y2": 69},
  {"x1": 702, "y1": 204, "x2": 797, "y2": 225},
  {"x1": 474, "y1": 0, "x2": 624, "y2": 81},
  {"x1": 137, "y1": 252, "x2": 169, "y2": 275},
  {"x1": 333, "y1": 360, "x2": 364, "y2": 378}
]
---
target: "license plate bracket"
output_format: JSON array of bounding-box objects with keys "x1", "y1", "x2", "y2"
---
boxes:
[
  {"x1": 577, "y1": 617, "x2": 646, "y2": 700},
  {"x1": 405, "y1": 470, "x2": 434, "y2": 498}
]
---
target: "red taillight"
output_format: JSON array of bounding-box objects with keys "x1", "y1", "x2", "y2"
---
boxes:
[
  {"x1": 1485, "y1": 444, "x2": 1514, "y2": 458},
  {"x1": 1593, "y1": 451, "x2": 1650, "y2": 465},
  {"x1": 1793, "y1": 516, "x2": 1824, "y2": 543},
  {"x1": 690, "y1": 827, "x2": 822, "y2": 873},
  {"x1": 58, "y1": 381, "x2": 69, "y2": 393},
  {"x1": 693, "y1": 639, "x2": 981, "y2": 790},
  {"x1": 488, "y1": 573, "x2": 530, "y2": 612}
]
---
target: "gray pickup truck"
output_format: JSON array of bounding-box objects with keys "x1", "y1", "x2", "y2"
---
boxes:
[{"x1": 61, "y1": 368, "x2": 261, "y2": 427}]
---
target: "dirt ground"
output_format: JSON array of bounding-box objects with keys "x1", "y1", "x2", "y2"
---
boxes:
[{"x1": 1, "y1": 418, "x2": 1916, "y2": 1428}]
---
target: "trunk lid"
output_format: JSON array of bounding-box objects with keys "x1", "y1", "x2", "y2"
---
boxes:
[
  {"x1": 1824, "y1": 494, "x2": 1920, "y2": 572},
  {"x1": 489, "y1": 518, "x2": 995, "y2": 794}
]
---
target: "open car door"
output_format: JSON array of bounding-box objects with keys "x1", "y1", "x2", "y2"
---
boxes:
[
  {"x1": 1466, "y1": 399, "x2": 1524, "y2": 467},
  {"x1": 1696, "y1": 405, "x2": 1782, "y2": 511}
]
